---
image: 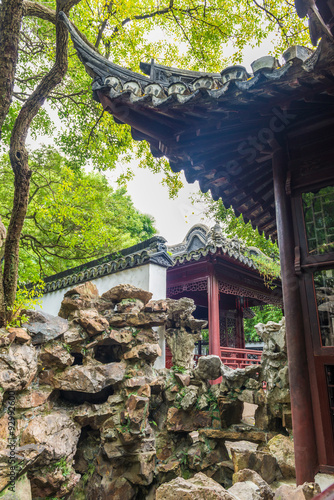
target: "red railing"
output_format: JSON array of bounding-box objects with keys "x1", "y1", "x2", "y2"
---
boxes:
[
  {"x1": 168, "y1": 346, "x2": 262, "y2": 370},
  {"x1": 220, "y1": 346, "x2": 262, "y2": 369}
]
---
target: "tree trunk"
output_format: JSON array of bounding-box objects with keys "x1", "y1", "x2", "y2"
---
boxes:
[
  {"x1": 0, "y1": 0, "x2": 23, "y2": 140},
  {"x1": 1, "y1": 0, "x2": 77, "y2": 325}
]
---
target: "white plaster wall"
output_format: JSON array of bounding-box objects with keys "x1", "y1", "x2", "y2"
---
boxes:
[{"x1": 38, "y1": 262, "x2": 167, "y2": 368}]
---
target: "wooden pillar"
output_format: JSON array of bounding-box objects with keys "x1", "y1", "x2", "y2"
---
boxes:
[
  {"x1": 272, "y1": 147, "x2": 318, "y2": 484},
  {"x1": 208, "y1": 268, "x2": 220, "y2": 359}
]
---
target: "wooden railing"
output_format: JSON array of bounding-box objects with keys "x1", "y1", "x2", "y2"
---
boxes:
[
  {"x1": 193, "y1": 347, "x2": 262, "y2": 370},
  {"x1": 167, "y1": 346, "x2": 262, "y2": 370}
]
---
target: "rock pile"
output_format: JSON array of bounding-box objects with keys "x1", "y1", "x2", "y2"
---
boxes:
[
  {"x1": 0, "y1": 283, "x2": 320, "y2": 499},
  {"x1": 219, "y1": 318, "x2": 291, "y2": 432}
]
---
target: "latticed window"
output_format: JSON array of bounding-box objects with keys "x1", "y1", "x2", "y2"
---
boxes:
[
  {"x1": 220, "y1": 314, "x2": 237, "y2": 347},
  {"x1": 303, "y1": 186, "x2": 334, "y2": 255}
]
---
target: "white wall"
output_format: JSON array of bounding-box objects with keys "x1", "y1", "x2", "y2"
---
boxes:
[{"x1": 39, "y1": 262, "x2": 167, "y2": 368}]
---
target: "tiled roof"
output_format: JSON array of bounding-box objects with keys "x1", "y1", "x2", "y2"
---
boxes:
[
  {"x1": 60, "y1": 10, "x2": 334, "y2": 241},
  {"x1": 168, "y1": 223, "x2": 263, "y2": 270},
  {"x1": 42, "y1": 236, "x2": 173, "y2": 294}
]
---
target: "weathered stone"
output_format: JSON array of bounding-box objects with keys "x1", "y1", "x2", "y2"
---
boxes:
[
  {"x1": 199, "y1": 428, "x2": 276, "y2": 444},
  {"x1": 7, "y1": 327, "x2": 31, "y2": 344},
  {"x1": 156, "y1": 472, "x2": 239, "y2": 500},
  {"x1": 233, "y1": 469, "x2": 274, "y2": 499},
  {"x1": 109, "y1": 328, "x2": 134, "y2": 345},
  {"x1": 166, "y1": 327, "x2": 201, "y2": 370},
  {"x1": 231, "y1": 448, "x2": 280, "y2": 484},
  {"x1": 195, "y1": 355, "x2": 222, "y2": 381},
  {"x1": 0, "y1": 344, "x2": 37, "y2": 391},
  {"x1": 124, "y1": 376, "x2": 147, "y2": 388},
  {"x1": 174, "y1": 372, "x2": 191, "y2": 386},
  {"x1": 228, "y1": 481, "x2": 262, "y2": 499},
  {"x1": 65, "y1": 281, "x2": 99, "y2": 298},
  {"x1": 102, "y1": 284, "x2": 153, "y2": 305},
  {"x1": 116, "y1": 298, "x2": 144, "y2": 314},
  {"x1": 63, "y1": 326, "x2": 86, "y2": 346},
  {"x1": 75, "y1": 308, "x2": 109, "y2": 337},
  {"x1": 20, "y1": 411, "x2": 81, "y2": 464},
  {"x1": 72, "y1": 401, "x2": 119, "y2": 428},
  {"x1": 167, "y1": 407, "x2": 212, "y2": 432},
  {"x1": 273, "y1": 482, "x2": 321, "y2": 499},
  {"x1": 48, "y1": 361, "x2": 126, "y2": 392},
  {"x1": 23, "y1": 310, "x2": 69, "y2": 344},
  {"x1": 178, "y1": 385, "x2": 199, "y2": 410},
  {"x1": 145, "y1": 299, "x2": 168, "y2": 312},
  {"x1": 123, "y1": 343, "x2": 161, "y2": 362},
  {"x1": 263, "y1": 434, "x2": 295, "y2": 478},
  {"x1": 16, "y1": 386, "x2": 53, "y2": 409},
  {"x1": 39, "y1": 341, "x2": 74, "y2": 368},
  {"x1": 30, "y1": 467, "x2": 80, "y2": 499},
  {"x1": 0, "y1": 328, "x2": 10, "y2": 346}
]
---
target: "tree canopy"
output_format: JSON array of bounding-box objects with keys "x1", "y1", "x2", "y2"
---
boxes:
[
  {"x1": 0, "y1": 146, "x2": 156, "y2": 283},
  {"x1": 0, "y1": 0, "x2": 310, "y2": 324}
]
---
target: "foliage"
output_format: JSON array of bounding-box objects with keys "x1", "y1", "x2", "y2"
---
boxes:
[
  {"x1": 6, "y1": 280, "x2": 44, "y2": 328},
  {"x1": 194, "y1": 193, "x2": 279, "y2": 259},
  {"x1": 244, "y1": 304, "x2": 283, "y2": 342},
  {"x1": 0, "y1": 0, "x2": 310, "y2": 321},
  {"x1": 3, "y1": 0, "x2": 310, "y2": 187},
  {"x1": 0, "y1": 146, "x2": 156, "y2": 282},
  {"x1": 171, "y1": 365, "x2": 187, "y2": 374}
]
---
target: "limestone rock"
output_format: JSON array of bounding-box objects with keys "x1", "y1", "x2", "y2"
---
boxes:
[
  {"x1": 233, "y1": 469, "x2": 274, "y2": 499},
  {"x1": 174, "y1": 372, "x2": 191, "y2": 386},
  {"x1": 145, "y1": 299, "x2": 168, "y2": 312},
  {"x1": 273, "y1": 482, "x2": 320, "y2": 499},
  {"x1": 156, "y1": 472, "x2": 239, "y2": 500},
  {"x1": 75, "y1": 308, "x2": 109, "y2": 337},
  {"x1": 101, "y1": 284, "x2": 152, "y2": 305},
  {"x1": 30, "y1": 467, "x2": 80, "y2": 499},
  {"x1": 20, "y1": 411, "x2": 81, "y2": 464},
  {"x1": 23, "y1": 310, "x2": 68, "y2": 345},
  {"x1": 109, "y1": 328, "x2": 134, "y2": 345},
  {"x1": 0, "y1": 328, "x2": 10, "y2": 347},
  {"x1": 263, "y1": 434, "x2": 295, "y2": 478},
  {"x1": 39, "y1": 341, "x2": 74, "y2": 368},
  {"x1": 179, "y1": 385, "x2": 199, "y2": 410},
  {"x1": 231, "y1": 448, "x2": 281, "y2": 484},
  {"x1": 0, "y1": 344, "x2": 37, "y2": 391},
  {"x1": 64, "y1": 281, "x2": 99, "y2": 298},
  {"x1": 167, "y1": 407, "x2": 212, "y2": 432},
  {"x1": 116, "y1": 298, "x2": 144, "y2": 314},
  {"x1": 63, "y1": 326, "x2": 86, "y2": 346},
  {"x1": 228, "y1": 480, "x2": 262, "y2": 499},
  {"x1": 7, "y1": 327, "x2": 31, "y2": 344},
  {"x1": 195, "y1": 355, "x2": 222, "y2": 380},
  {"x1": 49, "y1": 361, "x2": 126, "y2": 392},
  {"x1": 16, "y1": 387, "x2": 53, "y2": 409},
  {"x1": 166, "y1": 327, "x2": 200, "y2": 370},
  {"x1": 123, "y1": 343, "x2": 161, "y2": 362}
]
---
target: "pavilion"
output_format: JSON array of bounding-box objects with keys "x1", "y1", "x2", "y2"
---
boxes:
[{"x1": 60, "y1": 0, "x2": 334, "y2": 484}]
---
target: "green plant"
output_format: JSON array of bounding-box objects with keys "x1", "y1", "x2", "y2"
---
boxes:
[
  {"x1": 171, "y1": 365, "x2": 187, "y2": 374},
  {"x1": 6, "y1": 280, "x2": 44, "y2": 328},
  {"x1": 82, "y1": 462, "x2": 95, "y2": 485},
  {"x1": 51, "y1": 458, "x2": 71, "y2": 478},
  {"x1": 62, "y1": 343, "x2": 71, "y2": 354}
]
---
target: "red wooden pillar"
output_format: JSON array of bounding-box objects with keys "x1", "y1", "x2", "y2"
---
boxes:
[
  {"x1": 208, "y1": 267, "x2": 221, "y2": 358},
  {"x1": 272, "y1": 147, "x2": 318, "y2": 484}
]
